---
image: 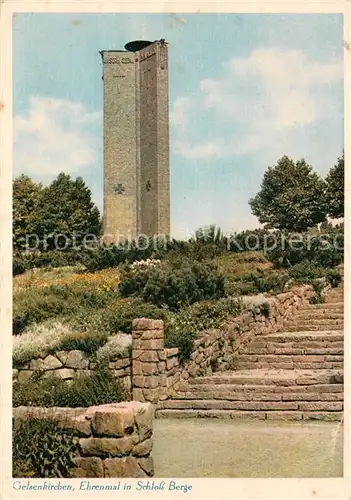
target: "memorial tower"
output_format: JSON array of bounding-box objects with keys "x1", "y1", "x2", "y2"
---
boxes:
[{"x1": 101, "y1": 39, "x2": 170, "y2": 242}]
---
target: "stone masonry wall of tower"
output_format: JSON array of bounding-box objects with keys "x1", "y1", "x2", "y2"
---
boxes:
[{"x1": 102, "y1": 41, "x2": 170, "y2": 243}]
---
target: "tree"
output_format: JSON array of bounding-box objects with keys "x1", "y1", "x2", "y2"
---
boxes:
[
  {"x1": 249, "y1": 156, "x2": 327, "y2": 232},
  {"x1": 325, "y1": 152, "x2": 344, "y2": 219},
  {"x1": 194, "y1": 225, "x2": 224, "y2": 244},
  {"x1": 13, "y1": 175, "x2": 43, "y2": 251},
  {"x1": 36, "y1": 173, "x2": 101, "y2": 250}
]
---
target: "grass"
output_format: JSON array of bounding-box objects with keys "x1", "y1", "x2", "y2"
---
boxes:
[{"x1": 213, "y1": 251, "x2": 272, "y2": 277}]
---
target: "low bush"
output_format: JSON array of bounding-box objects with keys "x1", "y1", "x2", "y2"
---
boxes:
[
  {"x1": 96, "y1": 334, "x2": 131, "y2": 363},
  {"x1": 225, "y1": 278, "x2": 258, "y2": 296},
  {"x1": 13, "y1": 257, "x2": 27, "y2": 276},
  {"x1": 13, "y1": 418, "x2": 78, "y2": 478},
  {"x1": 325, "y1": 268, "x2": 342, "y2": 288},
  {"x1": 13, "y1": 291, "x2": 72, "y2": 335},
  {"x1": 13, "y1": 367, "x2": 125, "y2": 408},
  {"x1": 164, "y1": 297, "x2": 242, "y2": 361},
  {"x1": 53, "y1": 331, "x2": 109, "y2": 355},
  {"x1": 249, "y1": 270, "x2": 289, "y2": 294},
  {"x1": 309, "y1": 280, "x2": 325, "y2": 304},
  {"x1": 12, "y1": 251, "x2": 82, "y2": 275},
  {"x1": 13, "y1": 321, "x2": 73, "y2": 366},
  {"x1": 288, "y1": 260, "x2": 325, "y2": 283},
  {"x1": 225, "y1": 269, "x2": 289, "y2": 296},
  {"x1": 73, "y1": 298, "x2": 166, "y2": 335},
  {"x1": 119, "y1": 259, "x2": 225, "y2": 310},
  {"x1": 288, "y1": 261, "x2": 342, "y2": 289}
]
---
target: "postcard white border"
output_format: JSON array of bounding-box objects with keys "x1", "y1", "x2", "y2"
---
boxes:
[{"x1": 1, "y1": 1, "x2": 350, "y2": 499}]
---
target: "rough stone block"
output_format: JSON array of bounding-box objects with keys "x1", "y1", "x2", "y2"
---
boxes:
[
  {"x1": 132, "y1": 349, "x2": 143, "y2": 360},
  {"x1": 133, "y1": 339, "x2": 164, "y2": 350},
  {"x1": 140, "y1": 329, "x2": 164, "y2": 340},
  {"x1": 230, "y1": 411, "x2": 266, "y2": 420},
  {"x1": 141, "y1": 388, "x2": 160, "y2": 404},
  {"x1": 56, "y1": 368, "x2": 75, "y2": 380},
  {"x1": 158, "y1": 361, "x2": 166, "y2": 372},
  {"x1": 137, "y1": 456, "x2": 154, "y2": 476},
  {"x1": 266, "y1": 411, "x2": 302, "y2": 420},
  {"x1": 141, "y1": 363, "x2": 159, "y2": 374},
  {"x1": 132, "y1": 388, "x2": 145, "y2": 402},
  {"x1": 132, "y1": 361, "x2": 143, "y2": 376},
  {"x1": 104, "y1": 457, "x2": 147, "y2": 478},
  {"x1": 140, "y1": 351, "x2": 159, "y2": 362},
  {"x1": 302, "y1": 411, "x2": 343, "y2": 421},
  {"x1": 133, "y1": 438, "x2": 153, "y2": 457},
  {"x1": 298, "y1": 402, "x2": 343, "y2": 411},
  {"x1": 17, "y1": 370, "x2": 34, "y2": 383},
  {"x1": 56, "y1": 351, "x2": 70, "y2": 365},
  {"x1": 133, "y1": 375, "x2": 146, "y2": 388},
  {"x1": 166, "y1": 357, "x2": 178, "y2": 371},
  {"x1": 65, "y1": 350, "x2": 89, "y2": 369},
  {"x1": 92, "y1": 406, "x2": 134, "y2": 437},
  {"x1": 71, "y1": 457, "x2": 104, "y2": 478},
  {"x1": 157, "y1": 350, "x2": 167, "y2": 361},
  {"x1": 132, "y1": 318, "x2": 164, "y2": 331},
  {"x1": 58, "y1": 413, "x2": 92, "y2": 436},
  {"x1": 143, "y1": 376, "x2": 161, "y2": 389},
  {"x1": 30, "y1": 355, "x2": 63, "y2": 371},
  {"x1": 79, "y1": 437, "x2": 135, "y2": 456}
]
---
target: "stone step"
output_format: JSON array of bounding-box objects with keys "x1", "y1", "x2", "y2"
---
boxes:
[
  {"x1": 282, "y1": 322, "x2": 343, "y2": 332},
  {"x1": 234, "y1": 354, "x2": 343, "y2": 363},
  {"x1": 171, "y1": 391, "x2": 343, "y2": 402},
  {"x1": 155, "y1": 409, "x2": 343, "y2": 421},
  {"x1": 325, "y1": 296, "x2": 344, "y2": 304},
  {"x1": 158, "y1": 399, "x2": 343, "y2": 412},
  {"x1": 326, "y1": 288, "x2": 344, "y2": 295},
  {"x1": 232, "y1": 361, "x2": 343, "y2": 370},
  {"x1": 257, "y1": 332, "x2": 344, "y2": 343},
  {"x1": 175, "y1": 383, "x2": 344, "y2": 395},
  {"x1": 294, "y1": 312, "x2": 344, "y2": 320},
  {"x1": 302, "y1": 302, "x2": 343, "y2": 311},
  {"x1": 241, "y1": 345, "x2": 343, "y2": 355},
  {"x1": 187, "y1": 369, "x2": 343, "y2": 386},
  {"x1": 285, "y1": 318, "x2": 343, "y2": 325}
]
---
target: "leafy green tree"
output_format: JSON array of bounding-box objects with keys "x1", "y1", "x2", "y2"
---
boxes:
[
  {"x1": 13, "y1": 175, "x2": 43, "y2": 251},
  {"x1": 36, "y1": 173, "x2": 101, "y2": 250},
  {"x1": 249, "y1": 156, "x2": 327, "y2": 232},
  {"x1": 325, "y1": 152, "x2": 344, "y2": 219}
]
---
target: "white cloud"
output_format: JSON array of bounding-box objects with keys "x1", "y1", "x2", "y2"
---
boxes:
[
  {"x1": 170, "y1": 96, "x2": 193, "y2": 130},
  {"x1": 14, "y1": 96, "x2": 101, "y2": 178},
  {"x1": 172, "y1": 48, "x2": 343, "y2": 163}
]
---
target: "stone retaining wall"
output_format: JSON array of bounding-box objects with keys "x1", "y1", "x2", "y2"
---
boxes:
[
  {"x1": 130, "y1": 284, "x2": 320, "y2": 402},
  {"x1": 174, "y1": 285, "x2": 318, "y2": 382},
  {"x1": 13, "y1": 402, "x2": 154, "y2": 478},
  {"x1": 13, "y1": 350, "x2": 132, "y2": 395}
]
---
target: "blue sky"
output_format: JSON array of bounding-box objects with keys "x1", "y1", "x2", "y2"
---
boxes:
[{"x1": 13, "y1": 13, "x2": 344, "y2": 238}]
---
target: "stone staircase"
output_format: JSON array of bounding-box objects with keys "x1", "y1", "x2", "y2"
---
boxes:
[{"x1": 156, "y1": 285, "x2": 344, "y2": 421}]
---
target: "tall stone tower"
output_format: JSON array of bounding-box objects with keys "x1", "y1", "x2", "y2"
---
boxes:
[{"x1": 101, "y1": 39, "x2": 170, "y2": 243}]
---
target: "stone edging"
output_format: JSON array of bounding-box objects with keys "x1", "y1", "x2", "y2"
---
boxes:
[{"x1": 13, "y1": 402, "x2": 154, "y2": 478}]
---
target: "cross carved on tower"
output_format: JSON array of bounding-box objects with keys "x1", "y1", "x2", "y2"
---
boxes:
[{"x1": 113, "y1": 183, "x2": 125, "y2": 195}]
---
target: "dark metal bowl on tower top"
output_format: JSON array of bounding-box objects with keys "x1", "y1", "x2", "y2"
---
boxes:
[{"x1": 124, "y1": 40, "x2": 153, "y2": 52}]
